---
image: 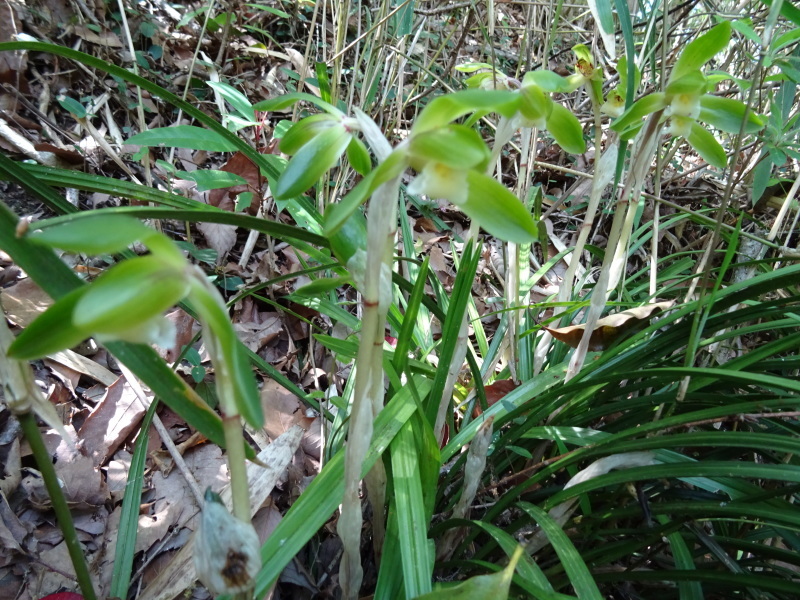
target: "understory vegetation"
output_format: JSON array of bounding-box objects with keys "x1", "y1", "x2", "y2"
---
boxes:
[{"x1": 1, "y1": 1, "x2": 799, "y2": 599}]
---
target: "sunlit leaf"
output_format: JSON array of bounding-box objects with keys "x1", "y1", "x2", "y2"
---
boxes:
[
  {"x1": 28, "y1": 215, "x2": 154, "y2": 254},
  {"x1": 412, "y1": 89, "x2": 520, "y2": 134},
  {"x1": 409, "y1": 125, "x2": 490, "y2": 171},
  {"x1": 699, "y1": 95, "x2": 764, "y2": 133},
  {"x1": 670, "y1": 21, "x2": 731, "y2": 82},
  {"x1": 74, "y1": 256, "x2": 188, "y2": 335},
  {"x1": 688, "y1": 122, "x2": 727, "y2": 169},
  {"x1": 127, "y1": 125, "x2": 239, "y2": 152},
  {"x1": 460, "y1": 171, "x2": 537, "y2": 243},
  {"x1": 274, "y1": 124, "x2": 352, "y2": 200},
  {"x1": 546, "y1": 103, "x2": 586, "y2": 154}
]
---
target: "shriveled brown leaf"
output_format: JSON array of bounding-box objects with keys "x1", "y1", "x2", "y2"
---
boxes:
[
  {"x1": 544, "y1": 301, "x2": 674, "y2": 351},
  {"x1": 208, "y1": 151, "x2": 262, "y2": 214}
]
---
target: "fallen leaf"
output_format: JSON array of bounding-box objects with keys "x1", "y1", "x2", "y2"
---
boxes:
[
  {"x1": 544, "y1": 301, "x2": 674, "y2": 351},
  {"x1": 197, "y1": 221, "x2": 237, "y2": 264},
  {"x1": 77, "y1": 378, "x2": 146, "y2": 467}
]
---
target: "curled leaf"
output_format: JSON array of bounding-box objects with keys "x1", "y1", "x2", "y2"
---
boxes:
[{"x1": 544, "y1": 301, "x2": 673, "y2": 351}]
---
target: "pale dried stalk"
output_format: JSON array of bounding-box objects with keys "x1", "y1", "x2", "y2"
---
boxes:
[
  {"x1": 338, "y1": 112, "x2": 398, "y2": 599},
  {"x1": 565, "y1": 115, "x2": 661, "y2": 381}
]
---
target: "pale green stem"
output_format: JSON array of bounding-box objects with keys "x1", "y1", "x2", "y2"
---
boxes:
[{"x1": 187, "y1": 270, "x2": 251, "y2": 522}]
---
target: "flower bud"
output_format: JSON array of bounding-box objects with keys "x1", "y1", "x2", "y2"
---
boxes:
[{"x1": 194, "y1": 488, "x2": 261, "y2": 595}]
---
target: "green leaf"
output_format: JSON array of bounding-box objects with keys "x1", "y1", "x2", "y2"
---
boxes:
[
  {"x1": 345, "y1": 136, "x2": 372, "y2": 175},
  {"x1": 127, "y1": 125, "x2": 239, "y2": 151},
  {"x1": 177, "y1": 169, "x2": 248, "y2": 191},
  {"x1": 517, "y1": 503, "x2": 604, "y2": 600},
  {"x1": 461, "y1": 171, "x2": 537, "y2": 243},
  {"x1": 412, "y1": 89, "x2": 520, "y2": 134},
  {"x1": 294, "y1": 276, "x2": 353, "y2": 296},
  {"x1": 323, "y1": 150, "x2": 407, "y2": 237},
  {"x1": 610, "y1": 92, "x2": 667, "y2": 132},
  {"x1": 251, "y1": 92, "x2": 344, "y2": 117},
  {"x1": 7, "y1": 286, "x2": 92, "y2": 360},
  {"x1": 518, "y1": 84, "x2": 552, "y2": 127},
  {"x1": 328, "y1": 210, "x2": 367, "y2": 265},
  {"x1": 73, "y1": 256, "x2": 188, "y2": 334},
  {"x1": 409, "y1": 125, "x2": 490, "y2": 170},
  {"x1": 521, "y1": 70, "x2": 571, "y2": 93},
  {"x1": 671, "y1": 22, "x2": 732, "y2": 82},
  {"x1": 274, "y1": 124, "x2": 351, "y2": 200},
  {"x1": 730, "y1": 19, "x2": 762, "y2": 46},
  {"x1": 687, "y1": 122, "x2": 727, "y2": 169},
  {"x1": 412, "y1": 546, "x2": 522, "y2": 600},
  {"x1": 207, "y1": 81, "x2": 255, "y2": 122},
  {"x1": 231, "y1": 337, "x2": 263, "y2": 428},
  {"x1": 545, "y1": 103, "x2": 586, "y2": 153},
  {"x1": 57, "y1": 95, "x2": 87, "y2": 119},
  {"x1": 665, "y1": 70, "x2": 708, "y2": 95},
  {"x1": 28, "y1": 215, "x2": 154, "y2": 254},
  {"x1": 698, "y1": 95, "x2": 764, "y2": 133},
  {"x1": 279, "y1": 113, "x2": 339, "y2": 155}
]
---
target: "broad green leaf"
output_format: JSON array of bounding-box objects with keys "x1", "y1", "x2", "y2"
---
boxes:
[
  {"x1": 279, "y1": 113, "x2": 339, "y2": 155},
  {"x1": 7, "y1": 286, "x2": 92, "y2": 360},
  {"x1": 518, "y1": 84, "x2": 552, "y2": 127},
  {"x1": 328, "y1": 210, "x2": 367, "y2": 265},
  {"x1": 177, "y1": 169, "x2": 248, "y2": 191},
  {"x1": 517, "y1": 503, "x2": 603, "y2": 600},
  {"x1": 771, "y1": 26, "x2": 800, "y2": 53},
  {"x1": 699, "y1": 95, "x2": 764, "y2": 133},
  {"x1": 412, "y1": 89, "x2": 520, "y2": 134},
  {"x1": 73, "y1": 256, "x2": 188, "y2": 334},
  {"x1": 586, "y1": 0, "x2": 616, "y2": 58},
  {"x1": 294, "y1": 276, "x2": 353, "y2": 296},
  {"x1": 730, "y1": 19, "x2": 762, "y2": 46},
  {"x1": 665, "y1": 70, "x2": 708, "y2": 96},
  {"x1": 127, "y1": 125, "x2": 239, "y2": 152},
  {"x1": 346, "y1": 136, "x2": 372, "y2": 175},
  {"x1": 251, "y1": 92, "x2": 343, "y2": 117},
  {"x1": 409, "y1": 125, "x2": 490, "y2": 170},
  {"x1": 28, "y1": 215, "x2": 154, "y2": 254},
  {"x1": 231, "y1": 336, "x2": 263, "y2": 428},
  {"x1": 207, "y1": 81, "x2": 255, "y2": 122},
  {"x1": 751, "y1": 151, "x2": 772, "y2": 205},
  {"x1": 671, "y1": 22, "x2": 732, "y2": 82},
  {"x1": 57, "y1": 95, "x2": 87, "y2": 119},
  {"x1": 411, "y1": 546, "x2": 522, "y2": 600},
  {"x1": 274, "y1": 124, "x2": 351, "y2": 200},
  {"x1": 461, "y1": 171, "x2": 537, "y2": 243},
  {"x1": 688, "y1": 122, "x2": 727, "y2": 169},
  {"x1": 610, "y1": 92, "x2": 667, "y2": 132},
  {"x1": 545, "y1": 103, "x2": 586, "y2": 154},
  {"x1": 521, "y1": 70, "x2": 571, "y2": 93},
  {"x1": 323, "y1": 149, "x2": 407, "y2": 236}
]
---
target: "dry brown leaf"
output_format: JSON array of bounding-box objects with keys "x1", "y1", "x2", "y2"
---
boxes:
[
  {"x1": 1, "y1": 279, "x2": 53, "y2": 327},
  {"x1": 208, "y1": 151, "x2": 262, "y2": 213},
  {"x1": 71, "y1": 24, "x2": 123, "y2": 47},
  {"x1": 544, "y1": 301, "x2": 674, "y2": 351},
  {"x1": 473, "y1": 379, "x2": 518, "y2": 417},
  {"x1": 197, "y1": 221, "x2": 237, "y2": 263},
  {"x1": 77, "y1": 379, "x2": 146, "y2": 467}
]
